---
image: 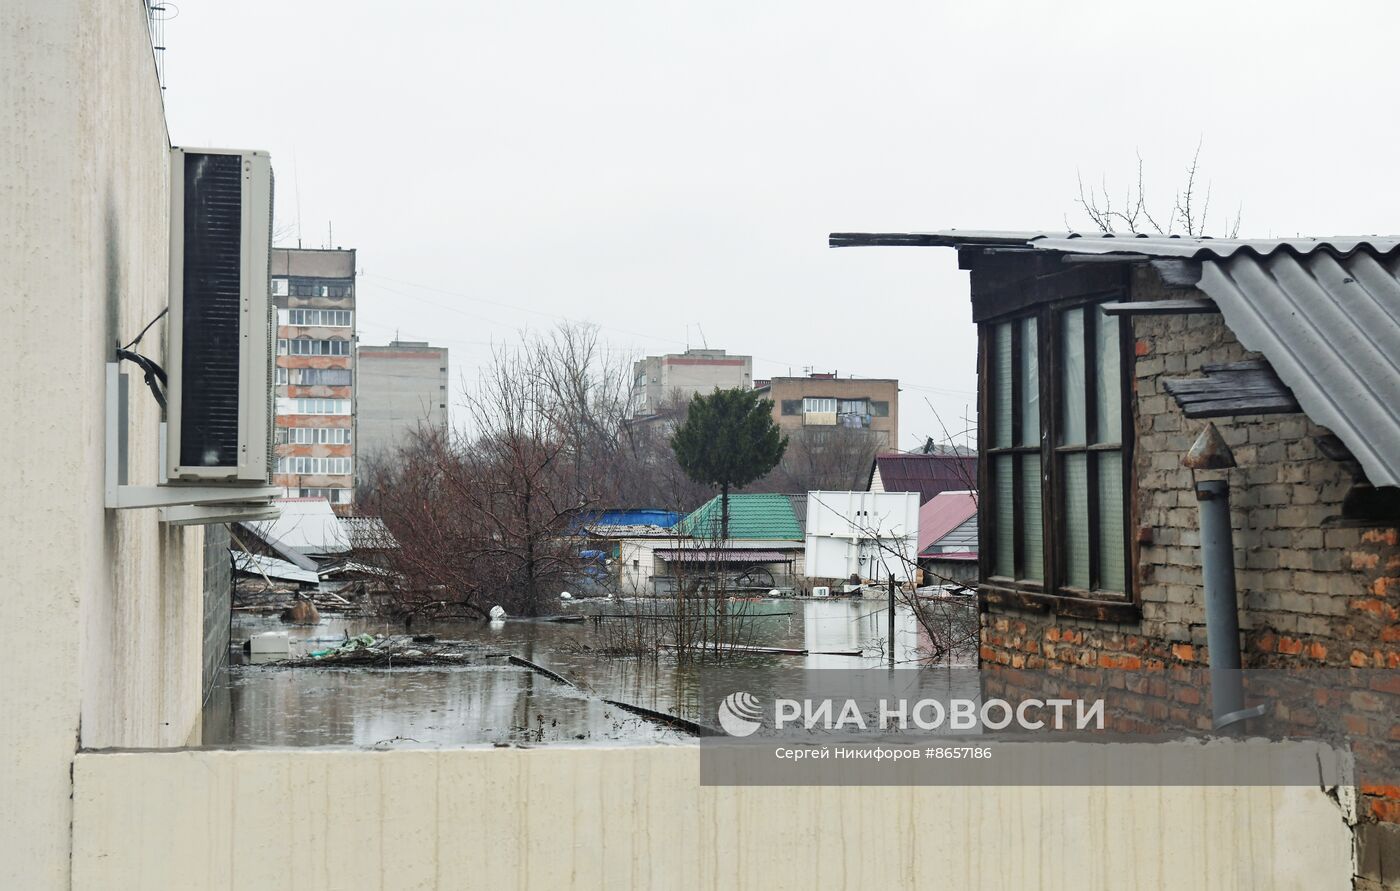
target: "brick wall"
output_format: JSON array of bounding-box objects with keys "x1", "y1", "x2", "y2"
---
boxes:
[
  {"x1": 201, "y1": 524, "x2": 232, "y2": 704},
  {"x1": 977, "y1": 266, "x2": 1400, "y2": 870}
]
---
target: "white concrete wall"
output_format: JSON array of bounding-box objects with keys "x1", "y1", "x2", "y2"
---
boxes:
[
  {"x1": 72, "y1": 747, "x2": 1354, "y2": 890},
  {"x1": 0, "y1": 2, "x2": 205, "y2": 887},
  {"x1": 618, "y1": 538, "x2": 659, "y2": 593}
]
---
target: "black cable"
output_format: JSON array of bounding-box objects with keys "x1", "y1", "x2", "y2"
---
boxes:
[
  {"x1": 121, "y1": 306, "x2": 169, "y2": 350},
  {"x1": 116, "y1": 348, "x2": 168, "y2": 411}
]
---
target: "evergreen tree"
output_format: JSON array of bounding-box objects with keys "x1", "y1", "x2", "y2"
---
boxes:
[{"x1": 671, "y1": 388, "x2": 787, "y2": 541}]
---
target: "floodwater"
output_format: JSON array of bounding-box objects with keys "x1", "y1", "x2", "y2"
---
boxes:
[{"x1": 202, "y1": 597, "x2": 974, "y2": 748}]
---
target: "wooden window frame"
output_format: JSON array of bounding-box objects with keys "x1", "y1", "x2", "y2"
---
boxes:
[{"x1": 979, "y1": 293, "x2": 1137, "y2": 622}]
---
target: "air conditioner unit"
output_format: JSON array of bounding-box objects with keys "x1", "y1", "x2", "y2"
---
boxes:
[{"x1": 166, "y1": 147, "x2": 275, "y2": 483}]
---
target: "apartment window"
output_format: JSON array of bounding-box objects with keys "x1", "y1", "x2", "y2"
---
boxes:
[
  {"x1": 780, "y1": 400, "x2": 802, "y2": 416},
  {"x1": 286, "y1": 398, "x2": 351, "y2": 415},
  {"x1": 288, "y1": 278, "x2": 352, "y2": 299},
  {"x1": 299, "y1": 487, "x2": 352, "y2": 503},
  {"x1": 288, "y1": 367, "x2": 352, "y2": 386},
  {"x1": 277, "y1": 339, "x2": 288, "y2": 355},
  {"x1": 278, "y1": 427, "x2": 352, "y2": 445},
  {"x1": 803, "y1": 397, "x2": 836, "y2": 414},
  {"x1": 837, "y1": 399, "x2": 871, "y2": 428},
  {"x1": 984, "y1": 301, "x2": 1130, "y2": 600},
  {"x1": 277, "y1": 457, "x2": 352, "y2": 475},
  {"x1": 275, "y1": 367, "x2": 288, "y2": 386},
  {"x1": 288, "y1": 337, "x2": 350, "y2": 356},
  {"x1": 287, "y1": 309, "x2": 352, "y2": 327},
  {"x1": 271, "y1": 278, "x2": 289, "y2": 297}
]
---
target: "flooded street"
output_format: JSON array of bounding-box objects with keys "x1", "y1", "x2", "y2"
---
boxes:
[{"x1": 204, "y1": 597, "x2": 974, "y2": 748}]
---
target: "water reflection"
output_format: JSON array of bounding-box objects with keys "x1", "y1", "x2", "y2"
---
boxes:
[{"x1": 205, "y1": 597, "x2": 972, "y2": 748}]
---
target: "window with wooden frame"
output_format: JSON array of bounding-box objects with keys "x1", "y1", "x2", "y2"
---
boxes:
[{"x1": 982, "y1": 299, "x2": 1133, "y2": 608}]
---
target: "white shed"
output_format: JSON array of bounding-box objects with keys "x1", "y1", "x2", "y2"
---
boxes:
[{"x1": 803, "y1": 490, "x2": 920, "y2": 582}]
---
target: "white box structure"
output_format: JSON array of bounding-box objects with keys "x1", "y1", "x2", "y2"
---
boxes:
[{"x1": 804, "y1": 490, "x2": 920, "y2": 582}]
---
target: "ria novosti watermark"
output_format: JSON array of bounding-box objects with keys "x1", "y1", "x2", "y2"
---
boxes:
[
  {"x1": 719, "y1": 690, "x2": 1104, "y2": 736},
  {"x1": 697, "y1": 668, "x2": 1371, "y2": 786}
]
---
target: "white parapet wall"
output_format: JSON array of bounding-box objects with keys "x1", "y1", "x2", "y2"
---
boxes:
[{"x1": 73, "y1": 746, "x2": 1354, "y2": 890}]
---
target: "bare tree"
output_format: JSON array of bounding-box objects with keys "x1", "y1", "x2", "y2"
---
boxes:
[
  {"x1": 1072, "y1": 140, "x2": 1242, "y2": 238},
  {"x1": 764, "y1": 427, "x2": 885, "y2": 493}
]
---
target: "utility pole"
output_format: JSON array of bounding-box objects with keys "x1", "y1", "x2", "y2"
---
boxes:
[{"x1": 888, "y1": 573, "x2": 896, "y2": 668}]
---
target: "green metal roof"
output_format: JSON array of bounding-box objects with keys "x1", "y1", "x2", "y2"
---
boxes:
[{"x1": 678, "y1": 494, "x2": 803, "y2": 541}]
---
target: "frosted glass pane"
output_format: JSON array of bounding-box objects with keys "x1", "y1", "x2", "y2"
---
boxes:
[
  {"x1": 1060, "y1": 308, "x2": 1085, "y2": 445},
  {"x1": 994, "y1": 454, "x2": 1014, "y2": 577},
  {"x1": 1020, "y1": 453, "x2": 1043, "y2": 581},
  {"x1": 993, "y1": 323, "x2": 1012, "y2": 448},
  {"x1": 1094, "y1": 306, "x2": 1121, "y2": 444},
  {"x1": 1097, "y1": 452, "x2": 1125, "y2": 592},
  {"x1": 1063, "y1": 453, "x2": 1090, "y2": 589},
  {"x1": 1019, "y1": 316, "x2": 1039, "y2": 447}
]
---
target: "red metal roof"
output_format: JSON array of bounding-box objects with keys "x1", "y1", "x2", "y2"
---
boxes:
[
  {"x1": 917, "y1": 490, "x2": 977, "y2": 555},
  {"x1": 871, "y1": 453, "x2": 978, "y2": 504}
]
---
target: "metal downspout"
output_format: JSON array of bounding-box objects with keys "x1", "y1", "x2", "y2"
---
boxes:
[{"x1": 1184, "y1": 423, "x2": 1267, "y2": 730}]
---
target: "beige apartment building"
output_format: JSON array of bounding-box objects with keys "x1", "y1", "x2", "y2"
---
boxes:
[
  {"x1": 760, "y1": 373, "x2": 900, "y2": 449},
  {"x1": 271, "y1": 247, "x2": 357, "y2": 511},
  {"x1": 632, "y1": 348, "x2": 753, "y2": 417},
  {"x1": 355, "y1": 339, "x2": 449, "y2": 479}
]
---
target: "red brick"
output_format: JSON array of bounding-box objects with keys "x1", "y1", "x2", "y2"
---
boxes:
[
  {"x1": 1277, "y1": 637, "x2": 1304, "y2": 655},
  {"x1": 1361, "y1": 784, "x2": 1400, "y2": 799},
  {"x1": 1344, "y1": 714, "x2": 1371, "y2": 736},
  {"x1": 1097, "y1": 653, "x2": 1142, "y2": 671},
  {"x1": 1371, "y1": 798, "x2": 1400, "y2": 823},
  {"x1": 1174, "y1": 686, "x2": 1202, "y2": 705},
  {"x1": 1350, "y1": 650, "x2": 1372, "y2": 668},
  {"x1": 1135, "y1": 339, "x2": 1151, "y2": 357},
  {"x1": 1362, "y1": 528, "x2": 1399, "y2": 546},
  {"x1": 1369, "y1": 674, "x2": 1400, "y2": 696},
  {"x1": 1352, "y1": 551, "x2": 1382, "y2": 570},
  {"x1": 1171, "y1": 643, "x2": 1196, "y2": 663}
]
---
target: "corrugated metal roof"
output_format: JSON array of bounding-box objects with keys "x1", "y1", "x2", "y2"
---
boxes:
[
  {"x1": 834, "y1": 229, "x2": 1400, "y2": 487},
  {"x1": 653, "y1": 548, "x2": 794, "y2": 563},
  {"x1": 1196, "y1": 250, "x2": 1400, "y2": 487},
  {"x1": 678, "y1": 494, "x2": 804, "y2": 541},
  {"x1": 581, "y1": 509, "x2": 683, "y2": 528},
  {"x1": 917, "y1": 490, "x2": 977, "y2": 555},
  {"x1": 786, "y1": 494, "x2": 808, "y2": 527},
  {"x1": 832, "y1": 229, "x2": 1400, "y2": 259},
  {"x1": 248, "y1": 498, "x2": 349, "y2": 555},
  {"x1": 870, "y1": 453, "x2": 978, "y2": 504},
  {"x1": 233, "y1": 552, "x2": 319, "y2": 584}
]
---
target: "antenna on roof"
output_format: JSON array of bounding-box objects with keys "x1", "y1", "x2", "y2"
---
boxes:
[
  {"x1": 696, "y1": 323, "x2": 709, "y2": 349},
  {"x1": 293, "y1": 149, "x2": 303, "y2": 249}
]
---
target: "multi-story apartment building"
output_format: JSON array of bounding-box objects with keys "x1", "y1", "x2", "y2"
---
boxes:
[
  {"x1": 271, "y1": 247, "x2": 357, "y2": 511},
  {"x1": 355, "y1": 340, "x2": 449, "y2": 480},
  {"x1": 632, "y1": 348, "x2": 753, "y2": 417},
  {"x1": 760, "y1": 372, "x2": 900, "y2": 449}
]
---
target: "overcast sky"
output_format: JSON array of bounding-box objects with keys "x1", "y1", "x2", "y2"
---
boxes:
[{"x1": 165, "y1": 1, "x2": 1400, "y2": 451}]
